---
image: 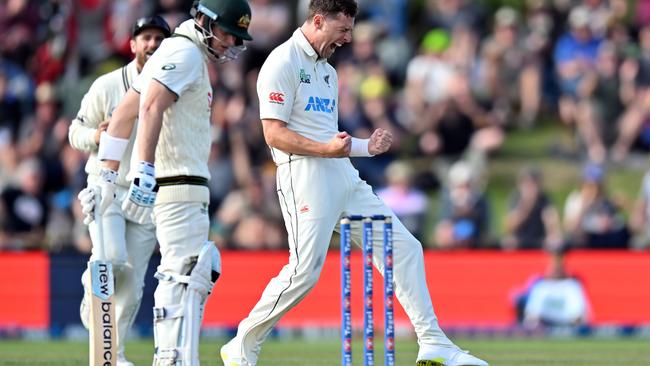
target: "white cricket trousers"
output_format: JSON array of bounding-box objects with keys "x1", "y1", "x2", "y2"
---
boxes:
[
  {"x1": 84, "y1": 180, "x2": 157, "y2": 356},
  {"x1": 152, "y1": 201, "x2": 209, "y2": 353},
  {"x1": 228, "y1": 157, "x2": 453, "y2": 364}
]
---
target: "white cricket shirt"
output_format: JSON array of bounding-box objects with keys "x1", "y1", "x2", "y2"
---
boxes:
[
  {"x1": 131, "y1": 20, "x2": 212, "y2": 180},
  {"x1": 257, "y1": 28, "x2": 339, "y2": 165},
  {"x1": 131, "y1": 20, "x2": 212, "y2": 203},
  {"x1": 68, "y1": 60, "x2": 139, "y2": 188}
]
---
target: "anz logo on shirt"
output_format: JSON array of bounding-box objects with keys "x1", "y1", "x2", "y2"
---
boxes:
[{"x1": 304, "y1": 96, "x2": 336, "y2": 113}]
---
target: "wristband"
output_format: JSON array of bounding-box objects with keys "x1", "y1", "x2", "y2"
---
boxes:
[
  {"x1": 137, "y1": 161, "x2": 155, "y2": 177},
  {"x1": 350, "y1": 137, "x2": 374, "y2": 157},
  {"x1": 97, "y1": 132, "x2": 129, "y2": 161}
]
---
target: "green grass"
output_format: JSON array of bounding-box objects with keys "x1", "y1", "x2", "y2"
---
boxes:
[{"x1": 1, "y1": 338, "x2": 649, "y2": 365}]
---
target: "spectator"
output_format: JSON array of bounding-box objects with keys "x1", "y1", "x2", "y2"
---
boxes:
[
  {"x1": 376, "y1": 160, "x2": 428, "y2": 239},
  {"x1": 403, "y1": 28, "x2": 455, "y2": 128},
  {"x1": 244, "y1": 0, "x2": 291, "y2": 71},
  {"x1": 520, "y1": 248, "x2": 590, "y2": 328},
  {"x1": 336, "y1": 61, "x2": 365, "y2": 137},
  {"x1": 0, "y1": 69, "x2": 22, "y2": 145},
  {"x1": 477, "y1": 6, "x2": 542, "y2": 129},
  {"x1": 0, "y1": 157, "x2": 48, "y2": 250},
  {"x1": 563, "y1": 163, "x2": 630, "y2": 249},
  {"x1": 502, "y1": 167, "x2": 564, "y2": 251},
  {"x1": 554, "y1": 6, "x2": 604, "y2": 130},
  {"x1": 629, "y1": 169, "x2": 650, "y2": 249},
  {"x1": 424, "y1": 0, "x2": 486, "y2": 37},
  {"x1": 581, "y1": 0, "x2": 619, "y2": 39},
  {"x1": 210, "y1": 168, "x2": 285, "y2": 251},
  {"x1": 403, "y1": 29, "x2": 503, "y2": 169},
  {"x1": 434, "y1": 160, "x2": 490, "y2": 249},
  {"x1": 16, "y1": 83, "x2": 67, "y2": 195},
  {"x1": 353, "y1": 73, "x2": 402, "y2": 186},
  {"x1": 611, "y1": 24, "x2": 650, "y2": 163},
  {"x1": 576, "y1": 42, "x2": 624, "y2": 163},
  {"x1": 0, "y1": 0, "x2": 40, "y2": 67},
  {"x1": 16, "y1": 82, "x2": 60, "y2": 159}
]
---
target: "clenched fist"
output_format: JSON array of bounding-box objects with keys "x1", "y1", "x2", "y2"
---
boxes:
[
  {"x1": 325, "y1": 131, "x2": 352, "y2": 157},
  {"x1": 368, "y1": 128, "x2": 392, "y2": 155}
]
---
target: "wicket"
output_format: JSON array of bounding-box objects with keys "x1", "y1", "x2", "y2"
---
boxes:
[{"x1": 340, "y1": 215, "x2": 394, "y2": 366}]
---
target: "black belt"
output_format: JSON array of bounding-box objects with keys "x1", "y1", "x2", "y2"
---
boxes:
[{"x1": 156, "y1": 176, "x2": 208, "y2": 187}]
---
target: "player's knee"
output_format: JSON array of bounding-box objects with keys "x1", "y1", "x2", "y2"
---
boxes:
[{"x1": 301, "y1": 269, "x2": 322, "y2": 290}]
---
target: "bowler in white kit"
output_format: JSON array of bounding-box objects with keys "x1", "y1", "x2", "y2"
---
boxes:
[{"x1": 220, "y1": 1, "x2": 489, "y2": 366}]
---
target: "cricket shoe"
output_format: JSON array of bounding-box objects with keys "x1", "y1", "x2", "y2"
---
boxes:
[
  {"x1": 416, "y1": 344, "x2": 488, "y2": 366},
  {"x1": 117, "y1": 352, "x2": 134, "y2": 366},
  {"x1": 220, "y1": 343, "x2": 249, "y2": 366}
]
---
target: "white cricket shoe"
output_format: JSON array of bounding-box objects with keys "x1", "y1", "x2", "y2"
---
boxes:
[
  {"x1": 220, "y1": 343, "x2": 248, "y2": 366},
  {"x1": 117, "y1": 352, "x2": 134, "y2": 366},
  {"x1": 416, "y1": 344, "x2": 488, "y2": 366}
]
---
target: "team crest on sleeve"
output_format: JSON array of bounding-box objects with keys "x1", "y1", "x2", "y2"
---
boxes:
[
  {"x1": 162, "y1": 64, "x2": 176, "y2": 70},
  {"x1": 269, "y1": 91, "x2": 285, "y2": 104}
]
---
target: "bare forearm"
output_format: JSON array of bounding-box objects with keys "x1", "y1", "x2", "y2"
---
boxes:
[
  {"x1": 137, "y1": 106, "x2": 165, "y2": 163},
  {"x1": 101, "y1": 89, "x2": 140, "y2": 171},
  {"x1": 269, "y1": 131, "x2": 329, "y2": 156},
  {"x1": 134, "y1": 80, "x2": 177, "y2": 164},
  {"x1": 263, "y1": 119, "x2": 330, "y2": 157},
  {"x1": 106, "y1": 89, "x2": 139, "y2": 140}
]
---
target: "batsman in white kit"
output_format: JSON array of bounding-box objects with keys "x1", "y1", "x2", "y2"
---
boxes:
[
  {"x1": 69, "y1": 15, "x2": 171, "y2": 366},
  {"x1": 220, "y1": 1, "x2": 488, "y2": 365},
  {"x1": 85, "y1": 1, "x2": 253, "y2": 365}
]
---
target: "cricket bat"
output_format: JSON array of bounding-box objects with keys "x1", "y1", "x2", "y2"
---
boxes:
[{"x1": 88, "y1": 189, "x2": 116, "y2": 366}]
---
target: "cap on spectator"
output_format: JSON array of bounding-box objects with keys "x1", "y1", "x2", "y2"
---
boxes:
[
  {"x1": 353, "y1": 21, "x2": 377, "y2": 43},
  {"x1": 495, "y1": 6, "x2": 519, "y2": 28},
  {"x1": 132, "y1": 15, "x2": 172, "y2": 38},
  {"x1": 360, "y1": 75, "x2": 391, "y2": 100},
  {"x1": 582, "y1": 163, "x2": 604, "y2": 183},
  {"x1": 35, "y1": 82, "x2": 56, "y2": 104},
  {"x1": 421, "y1": 29, "x2": 451, "y2": 54},
  {"x1": 519, "y1": 166, "x2": 542, "y2": 183},
  {"x1": 449, "y1": 161, "x2": 473, "y2": 186},
  {"x1": 569, "y1": 6, "x2": 590, "y2": 29},
  {"x1": 385, "y1": 160, "x2": 413, "y2": 185}
]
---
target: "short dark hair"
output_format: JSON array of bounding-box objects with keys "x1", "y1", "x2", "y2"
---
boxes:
[{"x1": 307, "y1": 0, "x2": 358, "y2": 20}]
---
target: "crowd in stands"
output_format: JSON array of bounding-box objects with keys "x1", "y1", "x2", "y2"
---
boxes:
[{"x1": 2, "y1": 0, "x2": 650, "y2": 253}]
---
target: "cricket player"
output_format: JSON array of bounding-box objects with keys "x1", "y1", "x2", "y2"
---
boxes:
[
  {"x1": 81, "y1": 1, "x2": 253, "y2": 365},
  {"x1": 69, "y1": 15, "x2": 171, "y2": 366},
  {"x1": 220, "y1": 1, "x2": 489, "y2": 365}
]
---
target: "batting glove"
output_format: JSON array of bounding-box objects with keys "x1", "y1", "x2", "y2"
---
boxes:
[
  {"x1": 122, "y1": 161, "x2": 158, "y2": 224},
  {"x1": 78, "y1": 168, "x2": 118, "y2": 225}
]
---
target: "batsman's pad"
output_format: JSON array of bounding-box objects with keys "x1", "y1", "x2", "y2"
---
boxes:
[{"x1": 152, "y1": 242, "x2": 221, "y2": 366}]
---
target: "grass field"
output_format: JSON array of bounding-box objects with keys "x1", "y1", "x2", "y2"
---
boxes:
[{"x1": 1, "y1": 337, "x2": 648, "y2": 365}]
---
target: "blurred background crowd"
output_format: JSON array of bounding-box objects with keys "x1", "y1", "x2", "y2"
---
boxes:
[{"x1": 2, "y1": 0, "x2": 650, "y2": 254}]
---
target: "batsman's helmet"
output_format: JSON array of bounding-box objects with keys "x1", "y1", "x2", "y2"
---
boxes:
[
  {"x1": 191, "y1": 0, "x2": 253, "y2": 61},
  {"x1": 132, "y1": 15, "x2": 171, "y2": 38}
]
